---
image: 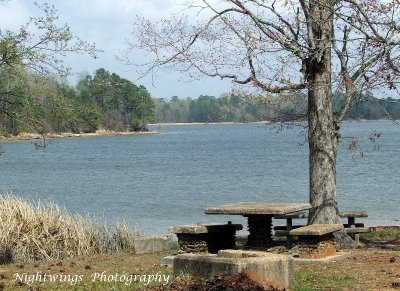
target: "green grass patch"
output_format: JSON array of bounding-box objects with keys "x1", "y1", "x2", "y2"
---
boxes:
[
  {"x1": 361, "y1": 227, "x2": 400, "y2": 241},
  {"x1": 292, "y1": 268, "x2": 357, "y2": 291}
]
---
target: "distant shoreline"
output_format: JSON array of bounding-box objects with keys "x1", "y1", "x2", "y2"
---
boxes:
[
  {"x1": 150, "y1": 119, "x2": 398, "y2": 126},
  {"x1": 150, "y1": 121, "x2": 269, "y2": 126},
  {"x1": 0, "y1": 130, "x2": 159, "y2": 143},
  {"x1": 1, "y1": 119, "x2": 396, "y2": 142}
]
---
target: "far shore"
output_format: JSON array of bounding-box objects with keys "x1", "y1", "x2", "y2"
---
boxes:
[
  {"x1": 150, "y1": 119, "x2": 397, "y2": 126},
  {"x1": 149, "y1": 121, "x2": 270, "y2": 126},
  {"x1": 1, "y1": 119, "x2": 396, "y2": 143},
  {"x1": 0, "y1": 121, "x2": 269, "y2": 142},
  {"x1": 0, "y1": 130, "x2": 159, "y2": 143}
]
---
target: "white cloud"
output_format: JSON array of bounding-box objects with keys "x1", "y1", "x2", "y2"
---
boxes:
[
  {"x1": 56, "y1": 0, "x2": 178, "y2": 21},
  {"x1": 1, "y1": 0, "x2": 233, "y2": 99},
  {"x1": 0, "y1": 0, "x2": 31, "y2": 30}
]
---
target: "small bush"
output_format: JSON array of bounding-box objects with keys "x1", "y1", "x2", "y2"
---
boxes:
[{"x1": 0, "y1": 194, "x2": 140, "y2": 264}]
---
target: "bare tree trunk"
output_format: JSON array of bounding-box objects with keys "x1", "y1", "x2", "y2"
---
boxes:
[
  {"x1": 306, "y1": 1, "x2": 356, "y2": 248},
  {"x1": 307, "y1": 68, "x2": 339, "y2": 225}
]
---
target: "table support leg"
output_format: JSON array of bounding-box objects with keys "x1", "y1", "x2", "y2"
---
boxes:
[{"x1": 245, "y1": 215, "x2": 273, "y2": 248}]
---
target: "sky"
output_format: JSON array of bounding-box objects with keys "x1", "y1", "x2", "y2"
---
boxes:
[{"x1": 0, "y1": 0, "x2": 233, "y2": 99}]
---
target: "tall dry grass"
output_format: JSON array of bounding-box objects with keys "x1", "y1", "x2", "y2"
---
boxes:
[{"x1": 0, "y1": 195, "x2": 140, "y2": 264}]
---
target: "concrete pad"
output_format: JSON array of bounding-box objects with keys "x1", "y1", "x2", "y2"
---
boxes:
[
  {"x1": 174, "y1": 250, "x2": 294, "y2": 289},
  {"x1": 294, "y1": 252, "x2": 351, "y2": 264},
  {"x1": 133, "y1": 235, "x2": 178, "y2": 254}
]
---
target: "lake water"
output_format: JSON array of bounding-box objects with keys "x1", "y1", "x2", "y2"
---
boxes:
[{"x1": 1, "y1": 121, "x2": 399, "y2": 234}]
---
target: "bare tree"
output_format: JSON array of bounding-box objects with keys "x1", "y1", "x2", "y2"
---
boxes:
[
  {"x1": 122, "y1": 0, "x2": 400, "y2": 246},
  {"x1": 0, "y1": 2, "x2": 99, "y2": 77}
]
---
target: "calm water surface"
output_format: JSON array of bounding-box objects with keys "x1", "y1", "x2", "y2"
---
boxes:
[{"x1": 1, "y1": 121, "x2": 399, "y2": 234}]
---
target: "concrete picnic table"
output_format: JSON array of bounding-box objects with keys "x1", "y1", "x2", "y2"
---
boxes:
[
  {"x1": 204, "y1": 202, "x2": 311, "y2": 248},
  {"x1": 339, "y1": 211, "x2": 368, "y2": 227}
]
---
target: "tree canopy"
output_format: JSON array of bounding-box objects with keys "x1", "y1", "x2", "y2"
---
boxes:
[
  {"x1": 0, "y1": 2, "x2": 154, "y2": 136},
  {"x1": 77, "y1": 68, "x2": 155, "y2": 132},
  {"x1": 0, "y1": 67, "x2": 155, "y2": 136},
  {"x1": 0, "y1": 2, "x2": 100, "y2": 136}
]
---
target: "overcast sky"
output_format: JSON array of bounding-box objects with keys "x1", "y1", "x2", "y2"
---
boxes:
[{"x1": 0, "y1": 0, "x2": 233, "y2": 99}]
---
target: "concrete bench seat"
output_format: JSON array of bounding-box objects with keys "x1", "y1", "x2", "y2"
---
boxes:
[
  {"x1": 290, "y1": 223, "x2": 342, "y2": 236},
  {"x1": 289, "y1": 224, "x2": 342, "y2": 259},
  {"x1": 289, "y1": 224, "x2": 342, "y2": 236},
  {"x1": 344, "y1": 227, "x2": 371, "y2": 243},
  {"x1": 274, "y1": 225, "x2": 343, "y2": 239},
  {"x1": 169, "y1": 222, "x2": 242, "y2": 254},
  {"x1": 344, "y1": 227, "x2": 370, "y2": 234}
]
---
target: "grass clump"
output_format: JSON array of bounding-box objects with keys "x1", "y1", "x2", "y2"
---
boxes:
[
  {"x1": 0, "y1": 194, "x2": 140, "y2": 264},
  {"x1": 361, "y1": 226, "x2": 400, "y2": 241}
]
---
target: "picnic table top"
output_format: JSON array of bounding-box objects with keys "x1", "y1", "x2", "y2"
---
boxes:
[
  {"x1": 339, "y1": 211, "x2": 368, "y2": 218},
  {"x1": 204, "y1": 202, "x2": 312, "y2": 216}
]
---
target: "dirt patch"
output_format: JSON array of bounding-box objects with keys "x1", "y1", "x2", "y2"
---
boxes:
[
  {"x1": 294, "y1": 249, "x2": 400, "y2": 290},
  {"x1": 298, "y1": 240, "x2": 337, "y2": 259},
  {"x1": 154, "y1": 273, "x2": 282, "y2": 291}
]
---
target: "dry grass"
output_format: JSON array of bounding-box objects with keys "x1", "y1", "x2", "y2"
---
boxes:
[{"x1": 0, "y1": 194, "x2": 140, "y2": 264}]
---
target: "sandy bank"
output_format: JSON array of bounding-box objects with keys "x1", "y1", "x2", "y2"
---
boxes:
[{"x1": 0, "y1": 130, "x2": 159, "y2": 142}]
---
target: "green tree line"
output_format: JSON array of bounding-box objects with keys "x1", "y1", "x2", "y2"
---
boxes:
[
  {"x1": 155, "y1": 93, "x2": 400, "y2": 123},
  {"x1": 2, "y1": 69, "x2": 398, "y2": 138},
  {"x1": 0, "y1": 67, "x2": 155, "y2": 136}
]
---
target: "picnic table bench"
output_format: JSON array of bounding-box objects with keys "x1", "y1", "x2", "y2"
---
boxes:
[
  {"x1": 289, "y1": 224, "x2": 342, "y2": 258},
  {"x1": 169, "y1": 222, "x2": 243, "y2": 253}
]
